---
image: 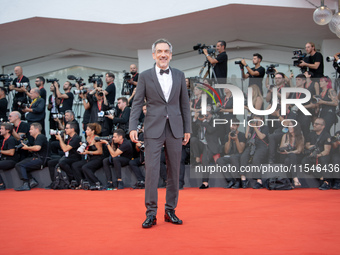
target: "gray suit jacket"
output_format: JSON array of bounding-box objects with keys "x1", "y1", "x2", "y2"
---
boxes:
[{"x1": 129, "y1": 66, "x2": 191, "y2": 139}]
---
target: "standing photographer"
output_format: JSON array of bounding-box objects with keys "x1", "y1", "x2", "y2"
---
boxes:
[
  {"x1": 203, "y1": 40, "x2": 228, "y2": 84},
  {"x1": 9, "y1": 66, "x2": 30, "y2": 116},
  {"x1": 54, "y1": 81, "x2": 74, "y2": 114},
  {"x1": 0, "y1": 87, "x2": 8, "y2": 122},
  {"x1": 104, "y1": 72, "x2": 116, "y2": 105},
  {"x1": 299, "y1": 42, "x2": 324, "y2": 78},
  {"x1": 241, "y1": 53, "x2": 265, "y2": 95},
  {"x1": 48, "y1": 82, "x2": 60, "y2": 137},
  {"x1": 301, "y1": 118, "x2": 332, "y2": 190}
]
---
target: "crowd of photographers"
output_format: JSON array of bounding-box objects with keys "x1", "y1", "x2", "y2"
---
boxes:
[{"x1": 0, "y1": 41, "x2": 340, "y2": 191}]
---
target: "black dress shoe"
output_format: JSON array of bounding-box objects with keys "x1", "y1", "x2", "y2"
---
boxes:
[
  {"x1": 199, "y1": 183, "x2": 209, "y2": 189},
  {"x1": 0, "y1": 183, "x2": 6, "y2": 191},
  {"x1": 225, "y1": 181, "x2": 235, "y2": 189},
  {"x1": 164, "y1": 210, "x2": 183, "y2": 225},
  {"x1": 29, "y1": 177, "x2": 38, "y2": 189},
  {"x1": 15, "y1": 182, "x2": 31, "y2": 191},
  {"x1": 142, "y1": 215, "x2": 157, "y2": 228},
  {"x1": 319, "y1": 181, "x2": 331, "y2": 190},
  {"x1": 232, "y1": 181, "x2": 240, "y2": 189},
  {"x1": 241, "y1": 180, "x2": 249, "y2": 189},
  {"x1": 253, "y1": 182, "x2": 263, "y2": 189}
]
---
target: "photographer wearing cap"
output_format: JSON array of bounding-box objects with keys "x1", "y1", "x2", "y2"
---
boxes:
[
  {"x1": 301, "y1": 118, "x2": 331, "y2": 190},
  {"x1": 298, "y1": 42, "x2": 324, "y2": 78},
  {"x1": 0, "y1": 123, "x2": 19, "y2": 191},
  {"x1": 46, "y1": 122, "x2": 82, "y2": 189},
  {"x1": 101, "y1": 128, "x2": 133, "y2": 190},
  {"x1": 14, "y1": 123, "x2": 48, "y2": 191},
  {"x1": 203, "y1": 40, "x2": 228, "y2": 84},
  {"x1": 241, "y1": 53, "x2": 265, "y2": 95}
]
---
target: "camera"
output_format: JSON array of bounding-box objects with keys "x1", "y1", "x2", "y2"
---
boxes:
[
  {"x1": 77, "y1": 143, "x2": 88, "y2": 154},
  {"x1": 15, "y1": 134, "x2": 28, "y2": 151},
  {"x1": 123, "y1": 71, "x2": 132, "y2": 80},
  {"x1": 46, "y1": 78, "x2": 59, "y2": 83},
  {"x1": 67, "y1": 75, "x2": 86, "y2": 86},
  {"x1": 50, "y1": 129, "x2": 65, "y2": 137},
  {"x1": 52, "y1": 113, "x2": 64, "y2": 119},
  {"x1": 292, "y1": 50, "x2": 308, "y2": 72},
  {"x1": 139, "y1": 142, "x2": 145, "y2": 152},
  {"x1": 0, "y1": 73, "x2": 13, "y2": 87},
  {"x1": 193, "y1": 43, "x2": 216, "y2": 55},
  {"x1": 230, "y1": 130, "x2": 236, "y2": 138},
  {"x1": 311, "y1": 95, "x2": 321, "y2": 104},
  {"x1": 266, "y1": 64, "x2": 279, "y2": 76},
  {"x1": 105, "y1": 109, "x2": 116, "y2": 116},
  {"x1": 98, "y1": 111, "x2": 104, "y2": 118},
  {"x1": 279, "y1": 144, "x2": 294, "y2": 152},
  {"x1": 88, "y1": 74, "x2": 103, "y2": 86},
  {"x1": 97, "y1": 91, "x2": 104, "y2": 97},
  {"x1": 94, "y1": 135, "x2": 113, "y2": 142},
  {"x1": 331, "y1": 131, "x2": 340, "y2": 143},
  {"x1": 17, "y1": 101, "x2": 29, "y2": 109},
  {"x1": 73, "y1": 89, "x2": 87, "y2": 95},
  {"x1": 305, "y1": 145, "x2": 320, "y2": 159},
  {"x1": 235, "y1": 60, "x2": 243, "y2": 65}
]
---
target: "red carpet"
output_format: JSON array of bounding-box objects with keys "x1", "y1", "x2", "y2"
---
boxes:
[{"x1": 2, "y1": 188, "x2": 340, "y2": 255}]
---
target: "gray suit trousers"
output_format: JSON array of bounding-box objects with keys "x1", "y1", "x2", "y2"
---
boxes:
[{"x1": 144, "y1": 120, "x2": 182, "y2": 216}]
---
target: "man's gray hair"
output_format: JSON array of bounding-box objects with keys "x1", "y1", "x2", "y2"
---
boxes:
[
  {"x1": 32, "y1": 88, "x2": 40, "y2": 95},
  {"x1": 152, "y1": 38, "x2": 173, "y2": 53}
]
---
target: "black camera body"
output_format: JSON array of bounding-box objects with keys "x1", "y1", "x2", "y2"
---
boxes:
[
  {"x1": 279, "y1": 144, "x2": 294, "y2": 152},
  {"x1": 73, "y1": 89, "x2": 87, "y2": 95},
  {"x1": 67, "y1": 75, "x2": 86, "y2": 86},
  {"x1": 0, "y1": 73, "x2": 13, "y2": 88},
  {"x1": 266, "y1": 64, "x2": 279, "y2": 76},
  {"x1": 292, "y1": 50, "x2": 308, "y2": 72},
  {"x1": 311, "y1": 95, "x2": 321, "y2": 104},
  {"x1": 193, "y1": 43, "x2": 216, "y2": 55},
  {"x1": 305, "y1": 145, "x2": 320, "y2": 159},
  {"x1": 94, "y1": 135, "x2": 113, "y2": 142},
  {"x1": 17, "y1": 101, "x2": 29, "y2": 109},
  {"x1": 230, "y1": 130, "x2": 237, "y2": 138},
  {"x1": 47, "y1": 78, "x2": 59, "y2": 83},
  {"x1": 88, "y1": 74, "x2": 103, "y2": 86}
]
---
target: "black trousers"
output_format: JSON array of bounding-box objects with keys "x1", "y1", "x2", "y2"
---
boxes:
[
  {"x1": 280, "y1": 153, "x2": 303, "y2": 178},
  {"x1": 129, "y1": 157, "x2": 145, "y2": 182},
  {"x1": 72, "y1": 158, "x2": 103, "y2": 185},
  {"x1": 102, "y1": 156, "x2": 130, "y2": 182},
  {"x1": 216, "y1": 154, "x2": 241, "y2": 181},
  {"x1": 0, "y1": 160, "x2": 17, "y2": 184},
  {"x1": 268, "y1": 130, "x2": 284, "y2": 163},
  {"x1": 240, "y1": 145, "x2": 268, "y2": 179},
  {"x1": 48, "y1": 156, "x2": 80, "y2": 181},
  {"x1": 301, "y1": 154, "x2": 331, "y2": 179},
  {"x1": 179, "y1": 145, "x2": 189, "y2": 186},
  {"x1": 15, "y1": 157, "x2": 43, "y2": 181}
]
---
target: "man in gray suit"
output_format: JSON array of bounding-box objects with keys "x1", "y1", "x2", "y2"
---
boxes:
[{"x1": 129, "y1": 38, "x2": 191, "y2": 228}]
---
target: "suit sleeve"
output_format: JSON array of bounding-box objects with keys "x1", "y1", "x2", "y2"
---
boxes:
[
  {"x1": 129, "y1": 72, "x2": 146, "y2": 132},
  {"x1": 179, "y1": 72, "x2": 191, "y2": 133}
]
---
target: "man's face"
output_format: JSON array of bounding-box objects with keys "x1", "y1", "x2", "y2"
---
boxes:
[
  {"x1": 216, "y1": 42, "x2": 224, "y2": 54},
  {"x1": 117, "y1": 99, "x2": 126, "y2": 110},
  {"x1": 50, "y1": 84, "x2": 55, "y2": 92},
  {"x1": 295, "y1": 78, "x2": 306, "y2": 88},
  {"x1": 305, "y1": 43, "x2": 314, "y2": 54},
  {"x1": 313, "y1": 119, "x2": 324, "y2": 132},
  {"x1": 35, "y1": 79, "x2": 42, "y2": 88},
  {"x1": 130, "y1": 65, "x2": 137, "y2": 74},
  {"x1": 113, "y1": 133, "x2": 122, "y2": 144},
  {"x1": 32, "y1": 90, "x2": 39, "y2": 99},
  {"x1": 152, "y1": 43, "x2": 172, "y2": 69},
  {"x1": 65, "y1": 124, "x2": 73, "y2": 135},
  {"x1": 63, "y1": 82, "x2": 70, "y2": 90},
  {"x1": 29, "y1": 126, "x2": 37, "y2": 137},
  {"x1": 231, "y1": 124, "x2": 239, "y2": 132},
  {"x1": 142, "y1": 106, "x2": 147, "y2": 115},
  {"x1": 14, "y1": 67, "x2": 22, "y2": 77},
  {"x1": 185, "y1": 79, "x2": 190, "y2": 89},
  {"x1": 0, "y1": 126, "x2": 6, "y2": 136},
  {"x1": 64, "y1": 112, "x2": 73, "y2": 122},
  {"x1": 275, "y1": 74, "x2": 284, "y2": 86},
  {"x1": 253, "y1": 56, "x2": 260, "y2": 65},
  {"x1": 8, "y1": 113, "x2": 16, "y2": 123},
  {"x1": 105, "y1": 74, "x2": 114, "y2": 84}
]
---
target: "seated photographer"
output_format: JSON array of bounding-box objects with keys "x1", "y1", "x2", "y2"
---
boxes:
[
  {"x1": 71, "y1": 123, "x2": 104, "y2": 190},
  {"x1": 106, "y1": 97, "x2": 130, "y2": 136},
  {"x1": 240, "y1": 115, "x2": 269, "y2": 189},
  {"x1": 0, "y1": 123, "x2": 19, "y2": 190},
  {"x1": 22, "y1": 88, "x2": 46, "y2": 135},
  {"x1": 54, "y1": 80, "x2": 74, "y2": 113},
  {"x1": 315, "y1": 76, "x2": 338, "y2": 134},
  {"x1": 216, "y1": 118, "x2": 246, "y2": 189},
  {"x1": 0, "y1": 87, "x2": 8, "y2": 122},
  {"x1": 330, "y1": 131, "x2": 340, "y2": 189},
  {"x1": 265, "y1": 72, "x2": 291, "y2": 104},
  {"x1": 304, "y1": 71, "x2": 320, "y2": 122},
  {"x1": 301, "y1": 118, "x2": 332, "y2": 190},
  {"x1": 278, "y1": 122, "x2": 304, "y2": 187},
  {"x1": 46, "y1": 122, "x2": 82, "y2": 189},
  {"x1": 14, "y1": 123, "x2": 48, "y2": 191},
  {"x1": 87, "y1": 87, "x2": 110, "y2": 136},
  {"x1": 190, "y1": 107, "x2": 220, "y2": 189},
  {"x1": 240, "y1": 53, "x2": 265, "y2": 95},
  {"x1": 216, "y1": 87, "x2": 234, "y2": 145},
  {"x1": 101, "y1": 129, "x2": 133, "y2": 190},
  {"x1": 54, "y1": 110, "x2": 80, "y2": 135}
]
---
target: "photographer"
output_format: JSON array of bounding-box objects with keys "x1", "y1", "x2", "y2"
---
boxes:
[
  {"x1": 126, "y1": 64, "x2": 139, "y2": 106},
  {"x1": 304, "y1": 71, "x2": 320, "y2": 122},
  {"x1": 48, "y1": 82, "x2": 60, "y2": 136},
  {"x1": 0, "y1": 87, "x2": 8, "y2": 122},
  {"x1": 203, "y1": 40, "x2": 228, "y2": 83},
  {"x1": 54, "y1": 81, "x2": 74, "y2": 114},
  {"x1": 265, "y1": 72, "x2": 290, "y2": 103},
  {"x1": 240, "y1": 115, "x2": 269, "y2": 189},
  {"x1": 46, "y1": 122, "x2": 82, "y2": 189},
  {"x1": 14, "y1": 123, "x2": 48, "y2": 191},
  {"x1": 25, "y1": 76, "x2": 46, "y2": 102},
  {"x1": 22, "y1": 88, "x2": 46, "y2": 135},
  {"x1": 0, "y1": 123, "x2": 19, "y2": 191},
  {"x1": 87, "y1": 87, "x2": 110, "y2": 136},
  {"x1": 104, "y1": 72, "x2": 116, "y2": 105},
  {"x1": 106, "y1": 97, "x2": 130, "y2": 135},
  {"x1": 101, "y1": 129, "x2": 133, "y2": 190},
  {"x1": 279, "y1": 122, "x2": 305, "y2": 187},
  {"x1": 71, "y1": 123, "x2": 104, "y2": 190},
  {"x1": 9, "y1": 66, "x2": 30, "y2": 115},
  {"x1": 298, "y1": 42, "x2": 324, "y2": 78},
  {"x1": 241, "y1": 53, "x2": 265, "y2": 95},
  {"x1": 216, "y1": 118, "x2": 246, "y2": 189},
  {"x1": 54, "y1": 110, "x2": 80, "y2": 135},
  {"x1": 301, "y1": 118, "x2": 332, "y2": 190}
]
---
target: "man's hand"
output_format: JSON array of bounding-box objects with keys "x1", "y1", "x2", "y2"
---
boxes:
[
  {"x1": 182, "y1": 133, "x2": 190, "y2": 145},
  {"x1": 9, "y1": 84, "x2": 15, "y2": 91},
  {"x1": 202, "y1": 48, "x2": 208, "y2": 55},
  {"x1": 55, "y1": 134, "x2": 61, "y2": 141},
  {"x1": 241, "y1": 59, "x2": 247, "y2": 66},
  {"x1": 130, "y1": 130, "x2": 138, "y2": 143},
  {"x1": 298, "y1": 60, "x2": 307, "y2": 67}
]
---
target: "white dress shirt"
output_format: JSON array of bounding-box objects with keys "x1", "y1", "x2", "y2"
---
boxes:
[{"x1": 155, "y1": 65, "x2": 173, "y2": 102}]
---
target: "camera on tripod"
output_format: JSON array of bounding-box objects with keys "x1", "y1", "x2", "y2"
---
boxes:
[
  {"x1": 121, "y1": 70, "x2": 133, "y2": 96},
  {"x1": 88, "y1": 74, "x2": 103, "y2": 86},
  {"x1": 292, "y1": 50, "x2": 308, "y2": 73},
  {"x1": 123, "y1": 71, "x2": 132, "y2": 80},
  {"x1": 193, "y1": 43, "x2": 216, "y2": 55},
  {"x1": 266, "y1": 64, "x2": 279, "y2": 76},
  {"x1": 0, "y1": 73, "x2": 13, "y2": 89},
  {"x1": 67, "y1": 75, "x2": 86, "y2": 86}
]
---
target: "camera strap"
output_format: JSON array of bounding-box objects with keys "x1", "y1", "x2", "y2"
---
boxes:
[{"x1": 15, "y1": 121, "x2": 21, "y2": 133}]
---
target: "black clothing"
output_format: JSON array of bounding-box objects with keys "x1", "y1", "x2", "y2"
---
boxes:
[
  {"x1": 306, "y1": 130, "x2": 331, "y2": 153},
  {"x1": 12, "y1": 76, "x2": 30, "y2": 100},
  {"x1": 0, "y1": 98, "x2": 8, "y2": 121},
  {"x1": 33, "y1": 134, "x2": 48, "y2": 159},
  {"x1": 105, "y1": 83, "x2": 116, "y2": 105},
  {"x1": 213, "y1": 51, "x2": 228, "y2": 84},
  {"x1": 112, "y1": 107, "x2": 130, "y2": 134},
  {"x1": 59, "y1": 92, "x2": 74, "y2": 113},
  {"x1": 308, "y1": 52, "x2": 324, "y2": 78},
  {"x1": 0, "y1": 136, "x2": 18, "y2": 161},
  {"x1": 87, "y1": 94, "x2": 110, "y2": 135},
  {"x1": 319, "y1": 89, "x2": 337, "y2": 133},
  {"x1": 38, "y1": 87, "x2": 47, "y2": 102},
  {"x1": 248, "y1": 66, "x2": 265, "y2": 95}
]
